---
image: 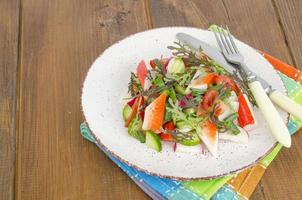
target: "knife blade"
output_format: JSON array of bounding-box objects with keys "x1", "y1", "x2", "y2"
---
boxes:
[
  {"x1": 176, "y1": 33, "x2": 271, "y2": 92},
  {"x1": 176, "y1": 32, "x2": 302, "y2": 124},
  {"x1": 176, "y1": 33, "x2": 236, "y2": 74}
]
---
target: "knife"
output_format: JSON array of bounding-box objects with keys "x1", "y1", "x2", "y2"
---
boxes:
[{"x1": 176, "y1": 33, "x2": 302, "y2": 123}]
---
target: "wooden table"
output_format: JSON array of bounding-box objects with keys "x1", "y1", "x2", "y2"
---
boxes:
[{"x1": 1, "y1": 0, "x2": 302, "y2": 199}]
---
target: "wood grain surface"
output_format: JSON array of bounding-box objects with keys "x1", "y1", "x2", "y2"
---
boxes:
[
  {"x1": 274, "y1": 0, "x2": 302, "y2": 69},
  {"x1": 0, "y1": 0, "x2": 20, "y2": 200},
  {"x1": 0, "y1": 0, "x2": 301, "y2": 199},
  {"x1": 149, "y1": 1, "x2": 302, "y2": 198},
  {"x1": 16, "y1": 0, "x2": 149, "y2": 199}
]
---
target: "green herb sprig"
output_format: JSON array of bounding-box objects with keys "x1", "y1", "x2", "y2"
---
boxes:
[{"x1": 128, "y1": 72, "x2": 142, "y2": 97}]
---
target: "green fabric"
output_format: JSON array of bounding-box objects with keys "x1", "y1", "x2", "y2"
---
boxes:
[
  {"x1": 80, "y1": 25, "x2": 302, "y2": 199},
  {"x1": 184, "y1": 176, "x2": 233, "y2": 200},
  {"x1": 194, "y1": 24, "x2": 302, "y2": 198},
  {"x1": 259, "y1": 144, "x2": 282, "y2": 167},
  {"x1": 80, "y1": 122, "x2": 95, "y2": 142}
]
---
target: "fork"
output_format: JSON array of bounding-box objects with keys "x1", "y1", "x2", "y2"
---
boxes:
[{"x1": 213, "y1": 26, "x2": 291, "y2": 148}]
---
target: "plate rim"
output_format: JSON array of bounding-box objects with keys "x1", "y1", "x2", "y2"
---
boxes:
[{"x1": 81, "y1": 26, "x2": 288, "y2": 180}]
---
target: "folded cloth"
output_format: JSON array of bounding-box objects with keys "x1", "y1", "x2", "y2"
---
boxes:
[{"x1": 80, "y1": 26, "x2": 302, "y2": 200}]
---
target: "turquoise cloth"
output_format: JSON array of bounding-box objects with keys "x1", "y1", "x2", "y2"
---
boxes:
[{"x1": 81, "y1": 70, "x2": 302, "y2": 199}]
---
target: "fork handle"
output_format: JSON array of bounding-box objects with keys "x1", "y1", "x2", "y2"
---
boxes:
[
  {"x1": 248, "y1": 81, "x2": 291, "y2": 147},
  {"x1": 270, "y1": 90, "x2": 302, "y2": 121}
]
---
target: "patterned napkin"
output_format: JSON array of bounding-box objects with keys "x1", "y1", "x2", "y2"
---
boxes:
[{"x1": 80, "y1": 27, "x2": 302, "y2": 199}]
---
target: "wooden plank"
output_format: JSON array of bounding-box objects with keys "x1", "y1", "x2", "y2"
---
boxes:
[
  {"x1": 17, "y1": 0, "x2": 149, "y2": 199},
  {"x1": 250, "y1": 181, "x2": 267, "y2": 200},
  {"x1": 273, "y1": 0, "x2": 302, "y2": 69},
  {"x1": 261, "y1": 1, "x2": 302, "y2": 199},
  {"x1": 0, "y1": 0, "x2": 20, "y2": 199},
  {"x1": 260, "y1": 131, "x2": 302, "y2": 200},
  {"x1": 149, "y1": 0, "x2": 300, "y2": 199},
  {"x1": 150, "y1": 0, "x2": 292, "y2": 64}
]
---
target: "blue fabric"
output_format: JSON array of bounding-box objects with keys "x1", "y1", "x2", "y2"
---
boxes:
[
  {"x1": 81, "y1": 122, "x2": 201, "y2": 200},
  {"x1": 80, "y1": 71, "x2": 302, "y2": 199}
]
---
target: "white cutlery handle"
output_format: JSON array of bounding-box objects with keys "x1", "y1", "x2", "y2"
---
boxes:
[
  {"x1": 270, "y1": 90, "x2": 302, "y2": 121},
  {"x1": 249, "y1": 81, "x2": 291, "y2": 147}
]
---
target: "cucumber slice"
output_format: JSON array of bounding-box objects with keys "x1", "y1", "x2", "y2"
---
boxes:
[
  {"x1": 123, "y1": 104, "x2": 133, "y2": 121},
  {"x1": 174, "y1": 84, "x2": 186, "y2": 95},
  {"x1": 145, "y1": 131, "x2": 162, "y2": 152},
  {"x1": 179, "y1": 131, "x2": 201, "y2": 146},
  {"x1": 128, "y1": 116, "x2": 145, "y2": 143},
  {"x1": 183, "y1": 108, "x2": 195, "y2": 115},
  {"x1": 176, "y1": 121, "x2": 192, "y2": 132},
  {"x1": 168, "y1": 88, "x2": 177, "y2": 102}
]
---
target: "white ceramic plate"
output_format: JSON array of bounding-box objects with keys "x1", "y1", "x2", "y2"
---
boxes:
[{"x1": 81, "y1": 27, "x2": 287, "y2": 180}]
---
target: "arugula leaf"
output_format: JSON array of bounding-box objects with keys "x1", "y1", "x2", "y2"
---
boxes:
[
  {"x1": 223, "y1": 113, "x2": 240, "y2": 135},
  {"x1": 210, "y1": 84, "x2": 224, "y2": 91},
  {"x1": 190, "y1": 88, "x2": 206, "y2": 96},
  {"x1": 166, "y1": 99, "x2": 205, "y2": 132},
  {"x1": 128, "y1": 72, "x2": 143, "y2": 97},
  {"x1": 208, "y1": 60, "x2": 228, "y2": 75},
  {"x1": 170, "y1": 72, "x2": 192, "y2": 87},
  {"x1": 143, "y1": 81, "x2": 174, "y2": 97},
  {"x1": 211, "y1": 112, "x2": 240, "y2": 135},
  {"x1": 190, "y1": 88, "x2": 205, "y2": 106},
  {"x1": 153, "y1": 59, "x2": 167, "y2": 76},
  {"x1": 219, "y1": 88, "x2": 232, "y2": 101},
  {"x1": 193, "y1": 96, "x2": 202, "y2": 105},
  {"x1": 152, "y1": 75, "x2": 165, "y2": 87},
  {"x1": 146, "y1": 70, "x2": 153, "y2": 82},
  {"x1": 224, "y1": 113, "x2": 238, "y2": 122},
  {"x1": 164, "y1": 108, "x2": 173, "y2": 123},
  {"x1": 227, "y1": 122, "x2": 240, "y2": 135}
]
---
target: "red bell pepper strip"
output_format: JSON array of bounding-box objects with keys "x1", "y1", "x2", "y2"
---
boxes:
[
  {"x1": 238, "y1": 93, "x2": 255, "y2": 127},
  {"x1": 163, "y1": 121, "x2": 175, "y2": 130},
  {"x1": 125, "y1": 97, "x2": 142, "y2": 127},
  {"x1": 127, "y1": 96, "x2": 144, "y2": 107},
  {"x1": 139, "y1": 110, "x2": 145, "y2": 121},
  {"x1": 159, "y1": 133, "x2": 174, "y2": 141},
  {"x1": 150, "y1": 60, "x2": 156, "y2": 69},
  {"x1": 159, "y1": 122, "x2": 175, "y2": 141},
  {"x1": 127, "y1": 97, "x2": 137, "y2": 107}
]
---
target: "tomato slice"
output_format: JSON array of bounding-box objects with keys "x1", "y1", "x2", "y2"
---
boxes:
[
  {"x1": 202, "y1": 89, "x2": 219, "y2": 111},
  {"x1": 159, "y1": 133, "x2": 174, "y2": 141},
  {"x1": 150, "y1": 60, "x2": 156, "y2": 69},
  {"x1": 159, "y1": 122, "x2": 175, "y2": 141},
  {"x1": 163, "y1": 121, "x2": 175, "y2": 130},
  {"x1": 214, "y1": 75, "x2": 240, "y2": 94},
  {"x1": 238, "y1": 94, "x2": 255, "y2": 127}
]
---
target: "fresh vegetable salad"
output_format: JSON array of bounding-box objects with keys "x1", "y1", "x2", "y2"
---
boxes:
[{"x1": 122, "y1": 42, "x2": 257, "y2": 157}]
